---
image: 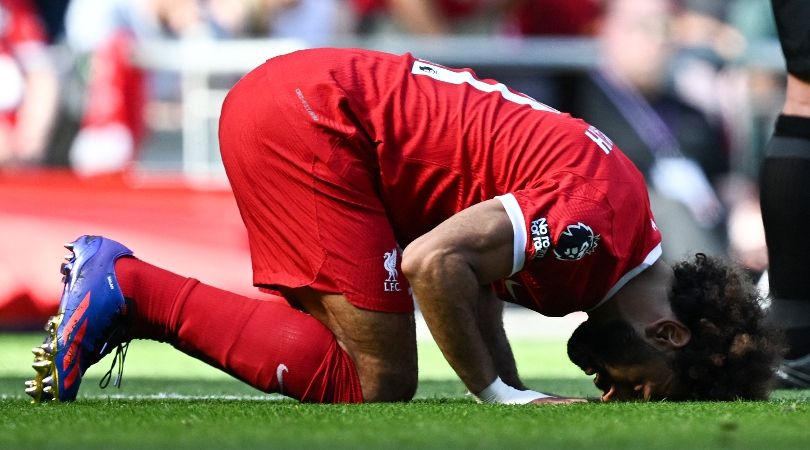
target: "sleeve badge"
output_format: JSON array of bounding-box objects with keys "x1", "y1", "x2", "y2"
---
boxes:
[{"x1": 553, "y1": 222, "x2": 600, "y2": 261}]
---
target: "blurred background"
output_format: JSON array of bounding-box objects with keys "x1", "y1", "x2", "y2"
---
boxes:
[{"x1": 0, "y1": 0, "x2": 787, "y2": 329}]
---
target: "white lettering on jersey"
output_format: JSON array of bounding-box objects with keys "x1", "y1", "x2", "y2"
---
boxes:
[
  {"x1": 529, "y1": 217, "x2": 551, "y2": 260},
  {"x1": 411, "y1": 61, "x2": 560, "y2": 113},
  {"x1": 295, "y1": 88, "x2": 319, "y2": 122},
  {"x1": 585, "y1": 125, "x2": 613, "y2": 155},
  {"x1": 383, "y1": 248, "x2": 401, "y2": 292}
]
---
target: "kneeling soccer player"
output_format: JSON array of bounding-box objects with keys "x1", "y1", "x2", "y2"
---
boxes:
[{"x1": 27, "y1": 48, "x2": 784, "y2": 404}]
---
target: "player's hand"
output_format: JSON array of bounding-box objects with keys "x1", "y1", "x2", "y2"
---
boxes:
[{"x1": 528, "y1": 395, "x2": 587, "y2": 405}]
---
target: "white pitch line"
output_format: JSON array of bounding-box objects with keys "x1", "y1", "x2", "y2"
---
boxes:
[
  {"x1": 2, "y1": 393, "x2": 290, "y2": 401},
  {"x1": 6, "y1": 392, "x2": 472, "y2": 401},
  {"x1": 100, "y1": 392, "x2": 290, "y2": 401}
]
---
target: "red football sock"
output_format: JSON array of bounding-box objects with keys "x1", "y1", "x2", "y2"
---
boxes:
[{"x1": 114, "y1": 257, "x2": 363, "y2": 403}]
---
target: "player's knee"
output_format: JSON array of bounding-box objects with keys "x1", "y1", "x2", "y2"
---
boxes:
[
  {"x1": 355, "y1": 348, "x2": 418, "y2": 402},
  {"x1": 361, "y1": 368, "x2": 418, "y2": 402}
]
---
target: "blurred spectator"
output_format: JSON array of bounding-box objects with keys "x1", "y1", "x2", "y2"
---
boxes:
[
  {"x1": 352, "y1": 0, "x2": 512, "y2": 35},
  {"x1": 207, "y1": 0, "x2": 255, "y2": 37},
  {"x1": 63, "y1": 0, "x2": 155, "y2": 175},
  {"x1": 0, "y1": 0, "x2": 58, "y2": 167},
  {"x1": 569, "y1": 0, "x2": 729, "y2": 262},
  {"x1": 68, "y1": 30, "x2": 146, "y2": 176},
  {"x1": 257, "y1": 0, "x2": 350, "y2": 46},
  {"x1": 726, "y1": 0, "x2": 776, "y2": 40},
  {"x1": 63, "y1": 0, "x2": 263, "y2": 176},
  {"x1": 496, "y1": 0, "x2": 604, "y2": 122},
  {"x1": 31, "y1": 0, "x2": 69, "y2": 42},
  {"x1": 717, "y1": 0, "x2": 781, "y2": 272},
  {"x1": 676, "y1": 0, "x2": 747, "y2": 61},
  {"x1": 503, "y1": 0, "x2": 602, "y2": 37},
  {"x1": 723, "y1": 0, "x2": 782, "y2": 168},
  {"x1": 671, "y1": 0, "x2": 782, "y2": 272},
  {"x1": 64, "y1": 0, "x2": 158, "y2": 54},
  {"x1": 668, "y1": 0, "x2": 751, "y2": 152}
]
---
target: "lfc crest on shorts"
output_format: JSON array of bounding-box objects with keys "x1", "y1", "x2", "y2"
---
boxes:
[
  {"x1": 553, "y1": 222, "x2": 600, "y2": 261},
  {"x1": 383, "y1": 248, "x2": 401, "y2": 292}
]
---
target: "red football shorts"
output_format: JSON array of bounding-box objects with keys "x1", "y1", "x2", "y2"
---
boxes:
[{"x1": 218, "y1": 59, "x2": 413, "y2": 313}]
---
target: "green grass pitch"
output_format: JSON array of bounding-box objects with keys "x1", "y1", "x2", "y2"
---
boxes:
[{"x1": 1, "y1": 332, "x2": 808, "y2": 450}]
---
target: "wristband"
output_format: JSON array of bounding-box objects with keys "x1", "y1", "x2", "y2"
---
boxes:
[{"x1": 474, "y1": 376, "x2": 551, "y2": 404}]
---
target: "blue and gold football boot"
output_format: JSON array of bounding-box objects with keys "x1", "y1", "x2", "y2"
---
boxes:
[{"x1": 26, "y1": 235, "x2": 133, "y2": 402}]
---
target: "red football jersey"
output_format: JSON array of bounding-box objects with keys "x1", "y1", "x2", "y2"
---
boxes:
[{"x1": 235, "y1": 48, "x2": 662, "y2": 316}]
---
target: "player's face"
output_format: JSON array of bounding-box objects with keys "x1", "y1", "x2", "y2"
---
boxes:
[
  {"x1": 568, "y1": 318, "x2": 679, "y2": 401},
  {"x1": 594, "y1": 361, "x2": 678, "y2": 401}
]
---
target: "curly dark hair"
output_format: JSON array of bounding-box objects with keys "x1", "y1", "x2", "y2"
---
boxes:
[{"x1": 669, "y1": 254, "x2": 786, "y2": 400}]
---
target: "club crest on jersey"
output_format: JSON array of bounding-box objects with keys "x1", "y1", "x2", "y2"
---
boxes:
[
  {"x1": 383, "y1": 248, "x2": 401, "y2": 292},
  {"x1": 553, "y1": 222, "x2": 600, "y2": 261},
  {"x1": 530, "y1": 217, "x2": 551, "y2": 260}
]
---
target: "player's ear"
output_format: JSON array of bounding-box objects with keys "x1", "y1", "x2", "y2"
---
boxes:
[{"x1": 644, "y1": 319, "x2": 691, "y2": 349}]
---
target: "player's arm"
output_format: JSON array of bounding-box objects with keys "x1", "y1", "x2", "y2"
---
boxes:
[
  {"x1": 476, "y1": 287, "x2": 525, "y2": 390},
  {"x1": 402, "y1": 199, "x2": 582, "y2": 404}
]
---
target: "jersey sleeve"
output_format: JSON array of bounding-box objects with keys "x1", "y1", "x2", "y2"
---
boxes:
[
  {"x1": 496, "y1": 174, "x2": 612, "y2": 275},
  {"x1": 494, "y1": 172, "x2": 662, "y2": 316}
]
